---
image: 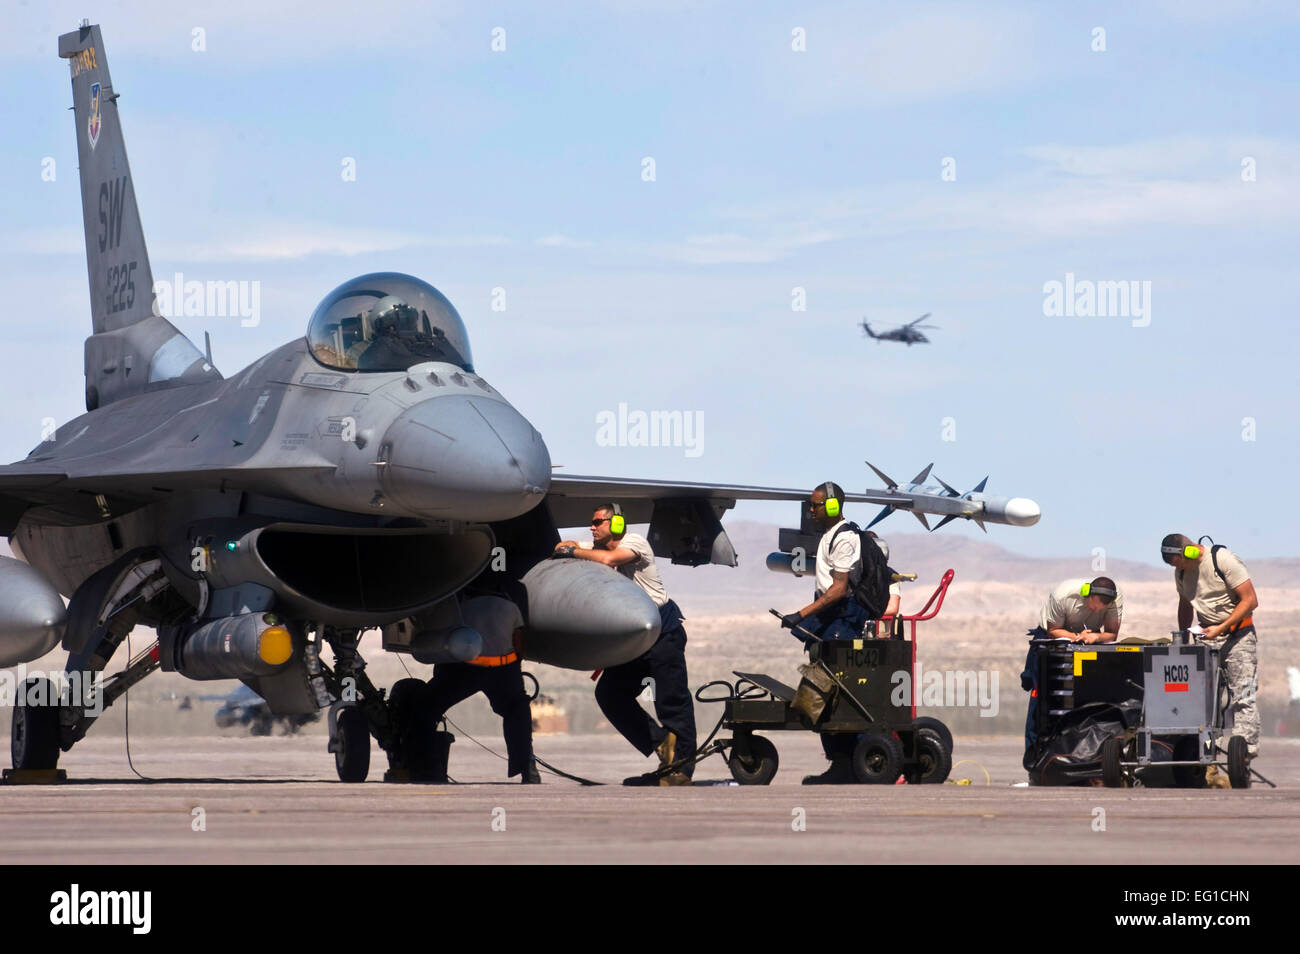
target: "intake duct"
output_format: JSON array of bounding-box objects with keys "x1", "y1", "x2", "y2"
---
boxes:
[{"x1": 200, "y1": 523, "x2": 494, "y2": 628}]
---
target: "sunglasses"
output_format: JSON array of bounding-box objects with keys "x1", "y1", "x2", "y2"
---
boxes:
[{"x1": 591, "y1": 518, "x2": 611, "y2": 526}]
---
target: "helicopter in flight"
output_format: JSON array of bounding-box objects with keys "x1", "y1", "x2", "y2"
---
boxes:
[{"x1": 860, "y1": 313, "x2": 938, "y2": 345}]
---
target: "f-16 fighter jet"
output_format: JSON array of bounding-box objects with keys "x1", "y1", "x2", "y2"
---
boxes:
[{"x1": 1, "y1": 24, "x2": 1038, "y2": 780}]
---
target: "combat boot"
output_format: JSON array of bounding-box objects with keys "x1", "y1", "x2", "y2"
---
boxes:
[{"x1": 802, "y1": 755, "x2": 855, "y2": 785}]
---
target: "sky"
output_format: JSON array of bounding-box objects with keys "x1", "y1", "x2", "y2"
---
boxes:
[{"x1": 1, "y1": 1, "x2": 1297, "y2": 566}]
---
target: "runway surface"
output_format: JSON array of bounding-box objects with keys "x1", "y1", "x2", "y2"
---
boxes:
[{"x1": 2, "y1": 732, "x2": 1297, "y2": 864}]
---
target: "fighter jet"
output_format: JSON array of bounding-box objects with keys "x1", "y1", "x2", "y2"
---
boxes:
[
  {"x1": 0, "y1": 23, "x2": 1039, "y2": 781},
  {"x1": 860, "y1": 313, "x2": 938, "y2": 345}
]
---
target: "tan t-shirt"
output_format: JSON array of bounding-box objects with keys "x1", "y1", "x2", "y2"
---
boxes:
[
  {"x1": 1036, "y1": 578, "x2": 1124, "y2": 636},
  {"x1": 589, "y1": 532, "x2": 668, "y2": 607},
  {"x1": 1175, "y1": 547, "x2": 1250, "y2": 627}
]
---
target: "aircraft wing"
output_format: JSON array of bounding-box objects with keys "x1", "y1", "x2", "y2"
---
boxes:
[
  {"x1": 546, "y1": 470, "x2": 1039, "y2": 533},
  {"x1": 0, "y1": 463, "x2": 338, "y2": 534},
  {"x1": 548, "y1": 474, "x2": 915, "y2": 527}
]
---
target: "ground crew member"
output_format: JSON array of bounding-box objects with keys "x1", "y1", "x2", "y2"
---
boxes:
[
  {"x1": 422, "y1": 581, "x2": 540, "y2": 784},
  {"x1": 779, "y1": 482, "x2": 869, "y2": 641},
  {"x1": 1162, "y1": 533, "x2": 1260, "y2": 759},
  {"x1": 1020, "y1": 576, "x2": 1123, "y2": 753},
  {"x1": 778, "y1": 482, "x2": 872, "y2": 784},
  {"x1": 554, "y1": 504, "x2": 697, "y2": 786}
]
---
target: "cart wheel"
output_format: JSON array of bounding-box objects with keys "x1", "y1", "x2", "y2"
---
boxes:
[
  {"x1": 1100, "y1": 736, "x2": 1125, "y2": 788},
  {"x1": 1227, "y1": 736, "x2": 1251, "y2": 789},
  {"x1": 11, "y1": 678, "x2": 61, "y2": 771},
  {"x1": 904, "y1": 728, "x2": 951, "y2": 784},
  {"x1": 335, "y1": 707, "x2": 371, "y2": 782},
  {"x1": 728, "y1": 735, "x2": 778, "y2": 785},
  {"x1": 912, "y1": 717, "x2": 953, "y2": 756},
  {"x1": 852, "y1": 733, "x2": 903, "y2": 785},
  {"x1": 1172, "y1": 736, "x2": 1206, "y2": 789}
]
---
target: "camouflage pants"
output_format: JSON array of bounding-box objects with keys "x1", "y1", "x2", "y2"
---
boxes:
[{"x1": 1207, "y1": 628, "x2": 1259, "y2": 754}]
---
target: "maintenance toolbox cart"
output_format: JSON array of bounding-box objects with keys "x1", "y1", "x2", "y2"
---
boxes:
[
  {"x1": 683, "y1": 570, "x2": 957, "y2": 785},
  {"x1": 1099, "y1": 636, "x2": 1269, "y2": 789},
  {"x1": 1033, "y1": 637, "x2": 1271, "y2": 789}
]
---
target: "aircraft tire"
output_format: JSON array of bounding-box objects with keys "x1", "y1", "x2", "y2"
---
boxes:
[
  {"x1": 12, "y1": 677, "x2": 61, "y2": 771},
  {"x1": 335, "y1": 706, "x2": 371, "y2": 782}
]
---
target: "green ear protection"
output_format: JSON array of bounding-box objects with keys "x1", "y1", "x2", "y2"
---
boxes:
[
  {"x1": 1080, "y1": 582, "x2": 1117, "y2": 598},
  {"x1": 821, "y1": 482, "x2": 841, "y2": 519},
  {"x1": 609, "y1": 503, "x2": 625, "y2": 536}
]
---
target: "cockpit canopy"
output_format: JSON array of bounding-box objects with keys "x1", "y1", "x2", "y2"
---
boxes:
[{"x1": 307, "y1": 273, "x2": 473, "y2": 373}]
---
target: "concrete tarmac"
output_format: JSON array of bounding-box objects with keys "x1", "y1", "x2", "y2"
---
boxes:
[{"x1": 2, "y1": 732, "x2": 1297, "y2": 864}]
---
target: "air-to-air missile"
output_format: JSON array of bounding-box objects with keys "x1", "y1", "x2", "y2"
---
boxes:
[{"x1": 765, "y1": 461, "x2": 1040, "y2": 577}]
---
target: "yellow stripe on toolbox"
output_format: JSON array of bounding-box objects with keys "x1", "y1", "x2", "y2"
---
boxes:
[{"x1": 1073, "y1": 651, "x2": 1097, "y2": 676}]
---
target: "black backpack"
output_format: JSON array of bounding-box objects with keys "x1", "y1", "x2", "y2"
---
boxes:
[{"x1": 830, "y1": 521, "x2": 893, "y2": 619}]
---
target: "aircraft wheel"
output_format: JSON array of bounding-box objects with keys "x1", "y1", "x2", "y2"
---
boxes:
[
  {"x1": 852, "y1": 733, "x2": 903, "y2": 785},
  {"x1": 1100, "y1": 736, "x2": 1126, "y2": 788},
  {"x1": 12, "y1": 677, "x2": 61, "y2": 771},
  {"x1": 728, "y1": 735, "x2": 778, "y2": 785},
  {"x1": 904, "y1": 728, "x2": 951, "y2": 784},
  {"x1": 335, "y1": 707, "x2": 371, "y2": 782},
  {"x1": 912, "y1": 717, "x2": 953, "y2": 756},
  {"x1": 1227, "y1": 736, "x2": 1251, "y2": 789}
]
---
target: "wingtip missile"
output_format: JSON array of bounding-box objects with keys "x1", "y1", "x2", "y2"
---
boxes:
[{"x1": 856, "y1": 463, "x2": 1040, "y2": 529}]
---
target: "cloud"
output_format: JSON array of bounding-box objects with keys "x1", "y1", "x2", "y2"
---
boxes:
[
  {"x1": 764, "y1": 2, "x2": 1040, "y2": 109},
  {"x1": 535, "y1": 233, "x2": 594, "y2": 248},
  {"x1": 684, "y1": 137, "x2": 1300, "y2": 248},
  {"x1": 158, "y1": 225, "x2": 510, "y2": 262},
  {"x1": 7, "y1": 221, "x2": 510, "y2": 263},
  {"x1": 4, "y1": 0, "x2": 465, "y2": 63},
  {"x1": 659, "y1": 229, "x2": 838, "y2": 265}
]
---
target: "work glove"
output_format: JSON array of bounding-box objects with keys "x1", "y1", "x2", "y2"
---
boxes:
[
  {"x1": 780, "y1": 612, "x2": 803, "y2": 630},
  {"x1": 551, "y1": 546, "x2": 576, "y2": 559}
]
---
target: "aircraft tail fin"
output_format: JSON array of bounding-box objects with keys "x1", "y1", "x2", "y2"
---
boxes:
[
  {"x1": 59, "y1": 23, "x2": 220, "y2": 410},
  {"x1": 860, "y1": 320, "x2": 876, "y2": 339}
]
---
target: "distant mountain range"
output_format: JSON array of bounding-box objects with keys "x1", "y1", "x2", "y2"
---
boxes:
[{"x1": 657, "y1": 521, "x2": 1300, "y2": 613}]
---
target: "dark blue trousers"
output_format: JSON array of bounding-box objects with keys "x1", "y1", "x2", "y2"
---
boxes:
[{"x1": 595, "y1": 600, "x2": 697, "y2": 776}]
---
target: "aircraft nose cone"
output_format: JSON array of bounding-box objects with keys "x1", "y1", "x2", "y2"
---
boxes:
[
  {"x1": 1003, "y1": 497, "x2": 1041, "y2": 526},
  {"x1": 382, "y1": 395, "x2": 551, "y2": 521}
]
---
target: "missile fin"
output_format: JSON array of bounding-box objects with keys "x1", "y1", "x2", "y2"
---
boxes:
[
  {"x1": 934, "y1": 475, "x2": 959, "y2": 496},
  {"x1": 969, "y1": 476, "x2": 988, "y2": 494},
  {"x1": 932, "y1": 514, "x2": 959, "y2": 531},
  {"x1": 973, "y1": 517, "x2": 987, "y2": 532},
  {"x1": 866, "y1": 505, "x2": 894, "y2": 529},
  {"x1": 864, "y1": 460, "x2": 898, "y2": 489},
  {"x1": 909, "y1": 463, "x2": 934, "y2": 485},
  {"x1": 912, "y1": 511, "x2": 931, "y2": 530}
]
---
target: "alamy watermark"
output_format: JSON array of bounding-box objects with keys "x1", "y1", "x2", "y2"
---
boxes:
[
  {"x1": 1042, "y1": 272, "x2": 1151, "y2": 328},
  {"x1": 596, "y1": 402, "x2": 703, "y2": 458},
  {"x1": 152, "y1": 271, "x2": 261, "y2": 327},
  {"x1": 890, "y1": 665, "x2": 999, "y2": 717},
  {"x1": 1, "y1": 665, "x2": 103, "y2": 716}
]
